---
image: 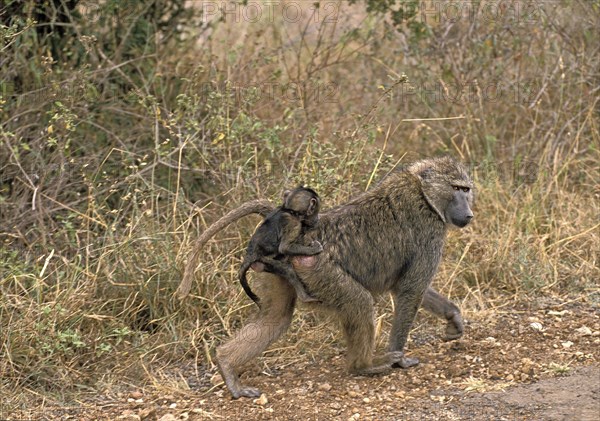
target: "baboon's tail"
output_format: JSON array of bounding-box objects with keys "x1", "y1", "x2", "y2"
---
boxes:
[{"x1": 176, "y1": 199, "x2": 275, "y2": 299}]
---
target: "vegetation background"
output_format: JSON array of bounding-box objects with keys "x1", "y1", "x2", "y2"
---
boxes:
[{"x1": 1, "y1": 0, "x2": 598, "y2": 415}]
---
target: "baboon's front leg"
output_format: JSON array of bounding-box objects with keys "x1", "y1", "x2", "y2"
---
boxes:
[
  {"x1": 216, "y1": 273, "x2": 296, "y2": 399},
  {"x1": 388, "y1": 283, "x2": 429, "y2": 369},
  {"x1": 330, "y1": 274, "x2": 393, "y2": 376},
  {"x1": 421, "y1": 286, "x2": 464, "y2": 340}
]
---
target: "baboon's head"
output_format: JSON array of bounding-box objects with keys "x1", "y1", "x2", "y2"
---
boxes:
[
  {"x1": 282, "y1": 186, "x2": 321, "y2": 226},
  {"x1": 408, "y1": 157, "x2": 474, "y2": 228}
]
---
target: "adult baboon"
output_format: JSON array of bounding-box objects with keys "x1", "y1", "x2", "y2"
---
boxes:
[
  {"x1": 239, "y1": 186, "x2": 323, "y2": 306},
  {"x1": 180, "y1": 156, "x2": 473, "y2": 399}
]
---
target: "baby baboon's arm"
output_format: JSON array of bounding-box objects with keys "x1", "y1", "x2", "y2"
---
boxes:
[{"x1": 278, "y1": 213, "x2": 323, "y2": 256}]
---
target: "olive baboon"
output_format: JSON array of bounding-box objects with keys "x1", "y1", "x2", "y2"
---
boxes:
[
  {"x1": 239, "y1": 186, "x2": 323, "y2": 306},
  {"x1": 179, "y1": 156, "x2": 473, "y2": 399}
]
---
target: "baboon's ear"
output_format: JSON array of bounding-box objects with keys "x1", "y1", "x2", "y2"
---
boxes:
[
  {"x1": 417, "y1": 167, "x2": 434, "y2": 180},
  {"x1": 307, "y1": 197, "x2": 317, "y2": 215},
  {"x1": 283, "y1": 190, "x2": 291, "y2": 202},
  {"x1": 409, "y1": 163, "x2": 447, "y2": 223},
  {"x1": 420, "y1": 184, "x2": 447, "y2": 224},
  {"x1": 407, "y1": 161, "x2": 433, "y2": 180}
]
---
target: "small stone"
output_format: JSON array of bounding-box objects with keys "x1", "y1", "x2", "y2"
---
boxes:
[
  {"x1": 139, "y1": 408, "x2": 156, "y2": 420},
  {"x1": 561, "y1": 341, "x2": 574, "y2": 349},
  {"x1": 130, "y1": 391, "x2": 143, "y2": 400},
  {"x1": 158, "y1": 415, "x2": 176, "y2": 421},
  {"x1": 254, "y1": 394, "x2": 268, "y2": 406},
  {"x1": 318, "y1": 382, "x2": 332, "y2": 391},
  {"x1": 548, "y1": 310, "x2": 568, "y2": 316},
  {"x1": 348, "y1": 391, "x2": 359, "y2": 398},
  {"x1": 576, "y1": 326, "x2": 592, "y2": 336},
  {"x1": 363, "y1": 397, "x2": 371, "y2": 404},
  {"x1": 529, "y1": 322, "x2": 544, "y2": 332},
  {"x1": 210, "y1": 373, "x2": 223, "y2": 386},
  {"x1": 330, "y1": 402, "x2": 342, "y2": 410},
  {"x1": 118, "y1": 410, "x2": 140, "y2": 421},
  {"x1": 348, "y1": 414, "x2": 360, "y2": 420}
]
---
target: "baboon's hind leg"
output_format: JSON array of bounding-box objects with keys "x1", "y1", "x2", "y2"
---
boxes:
[
  {"x1": 216, "y1": 273, "x2": 296, "y2": 399},
  {"x1": 421, "y1": 287, "x2": 464, "y2": 340}
]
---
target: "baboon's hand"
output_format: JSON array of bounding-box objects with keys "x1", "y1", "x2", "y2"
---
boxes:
[
  {"x1": 310, "y1": 240, "x2": 324, "y2": 253},
  {"x1": 231, "y1": 386, "x2": 262, "y2": 399},
  {"x1": 444, "y1": 312, "x2": 464, "y2": 341}
]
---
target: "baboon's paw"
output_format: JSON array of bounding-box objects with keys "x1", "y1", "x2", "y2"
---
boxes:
[
  {"x1": 232, "y1": 386, "x2": 262, "y2": 399},
  {"x1": 371, "y1": 351, "x2": 404, "y2": 367},
  {"x1": 386, "y1": 351, "x2": 405, "y2": 365},
  {"x1": 392, "y1": 356, "x2": 419, "y2": 369},
  {"x1": 444, "y1": 313, "x2": 464, "y2": 341},
  {"x1": 444, "y1": 331, "x2": 463, "y2": 341}
]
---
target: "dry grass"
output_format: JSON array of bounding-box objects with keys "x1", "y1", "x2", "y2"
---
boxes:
[{"x1": 0, "y1": 0, "x2": 598, "y2": 410}]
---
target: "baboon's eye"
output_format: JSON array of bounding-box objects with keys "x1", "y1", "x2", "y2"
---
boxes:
[
  {"x1": 452, "y1": 186, "x2": 459, "y2": 191},
  {"x1": 461, "y1": 187, "x2": 470, "y2": 193}
]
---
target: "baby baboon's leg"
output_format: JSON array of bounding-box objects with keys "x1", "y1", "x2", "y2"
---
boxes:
[
  {"x1": 280, "y1": 240, "x2": 323, "y2": 256},
  {"x1": 421, "y1": 286, "x2": 464, "y2": 340},
  {"x1": 261, "y1": 257, "x2": 320, "y2": 303},
  {"x1": 216, "y1": 273, "x2": 296, "y2": 399}
]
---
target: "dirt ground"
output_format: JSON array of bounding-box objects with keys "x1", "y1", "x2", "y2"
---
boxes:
[{"x1": 5, "y1": 300, "x2": 599, "y2": 421}]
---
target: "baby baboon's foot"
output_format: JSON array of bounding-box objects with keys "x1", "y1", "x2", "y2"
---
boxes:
[
  {"x1": 298, "y1": 292, "x2": 321, "y2": 303},
  {"x1": 292, "y1": 255, "x2": 317, "y2": 268},
  {"x1": 250, "y1": 262, "x2": 266, "y2": 272}
]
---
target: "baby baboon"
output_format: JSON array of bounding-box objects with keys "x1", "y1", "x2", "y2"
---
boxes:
[
  {"x1": 179, "y1": 156, "x2": 474, "y2": 399},
  {"x1": 239, "y1": 186, "x2": 323, "y2": 306}
]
